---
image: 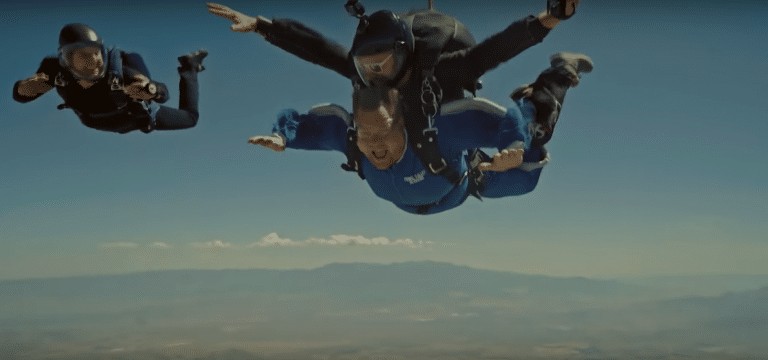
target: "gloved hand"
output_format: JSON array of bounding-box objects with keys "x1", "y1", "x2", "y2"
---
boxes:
[
  {"x1": 547, "y1": 0, "x2": 579, "y2": 20},
  {"x1": 123, "y1": 74, "x2": 157, "y2": 101},
  {"x1": 207, "y1": 2, "x2": 267, "y2": 33},
  {"x1": 248, "y1": 134, "x2": 286, "y2": 152},
  {"x1": 16, "y1": 73, "x2": 53, "y2": 97}
]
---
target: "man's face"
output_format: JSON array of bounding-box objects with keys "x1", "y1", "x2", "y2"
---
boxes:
[
  {"x1": 354, "y1": 95, "x2": 406, "y2": 170},
  {"x1": 68, "y1": 46, "x2": 104, "y2": 80}
]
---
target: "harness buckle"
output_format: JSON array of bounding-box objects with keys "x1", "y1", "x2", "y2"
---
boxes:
[
  {"x1": 54, "y1": 73, "x2": 67, "y2": 87},
  {"x1": 422, "y1": 127, "x2": 438, "y2": 136},
  {"x1": 420, "y1": 77, "x2": 442, "y2": 122},
  {"x1": 110, "y1": 75, "x2": 122, "y2": 91},
  {"x1": 428, "y1": 158, "x2": 448, "y2": 174}
]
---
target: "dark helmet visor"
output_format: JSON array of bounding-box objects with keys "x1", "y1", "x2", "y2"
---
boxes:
[{"x1": 353, "y1": 40, "x2": 408, "y2": 87}]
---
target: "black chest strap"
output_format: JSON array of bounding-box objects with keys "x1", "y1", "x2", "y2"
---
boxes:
[
  {"x1": 341, "y1": 126, "x2": 366, "y2": 180},
  {"x1": 411, "y1": 70, "x2": 462, "y2": 184}
]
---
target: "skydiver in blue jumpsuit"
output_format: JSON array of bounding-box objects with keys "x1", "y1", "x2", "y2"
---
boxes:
[
  {"x1": 210, "y1": 0, "x2": 584, "y2": 183},
  {"x1": 247, "y1": 53, "x2": 593, "y2": 215}
]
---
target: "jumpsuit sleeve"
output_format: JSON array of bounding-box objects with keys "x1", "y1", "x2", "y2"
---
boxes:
[
  {"x1": 12, "y1": 56, "x2": 58, "y2": 103},
  {"x1": 271, "y1": 104, "x2": 350, "y2": 153},
  {"x1": 122, "y1": 51, "x2": 170, "y2": 103},
  {"x1": 438, "y1": 98, "x2": 546, "y2": 201},
  {"x1": 257, "y1": 18, "x2": 354, "y2": 79},
  {"x1": 435, "y1": 15, "x2": 550, "y2": 90},
  {"x1": 437, "y1": 98, "x2": 530, "y2": 152}
]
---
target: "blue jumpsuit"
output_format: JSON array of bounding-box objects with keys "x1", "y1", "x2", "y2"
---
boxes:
[{"x1": 273, "y1": 98, "x2": 550, "y2": 215}]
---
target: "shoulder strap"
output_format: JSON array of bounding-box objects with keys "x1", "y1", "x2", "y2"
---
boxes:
[
  {"x1": 409, "y1": 11, "x2": 465, "y2": 184},
  {"x1": 105, "y1": 47, "x2": 129, "y2": 109},
  {"x1": 341, "y1": 127, "x2": 366, "y2": 180}
]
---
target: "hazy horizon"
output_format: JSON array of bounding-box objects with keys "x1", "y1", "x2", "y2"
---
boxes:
[{"x1": 3, "y1": 262, "x2": 767, "y2": 359}]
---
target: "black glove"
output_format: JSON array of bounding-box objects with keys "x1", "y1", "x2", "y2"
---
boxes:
[{"x1": 547, "y1": 0, "x2": 578, "y2": 20}]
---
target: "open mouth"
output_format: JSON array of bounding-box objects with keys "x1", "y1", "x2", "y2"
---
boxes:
[{"x1": 371, "y1": 150, "x2": 388, "y2": 160}]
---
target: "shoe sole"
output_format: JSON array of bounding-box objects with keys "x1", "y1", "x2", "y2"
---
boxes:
[{"x1": 550, "y1": 52, "x2": 593, "y2": 73}]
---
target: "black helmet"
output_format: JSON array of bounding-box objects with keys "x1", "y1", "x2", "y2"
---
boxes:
[
  {"x1": 351, "y1": 10, "x2": 414, "y2": 87},
  {"x1": 58, "y1": 23, "x2": 107, "y2": 80}
]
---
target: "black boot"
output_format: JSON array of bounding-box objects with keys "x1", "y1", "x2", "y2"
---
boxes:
[
  {"x1": 178, "y1": 49, "x2": 208, "y2": 73},
  {"x1": 511, "y1": 52, "x2": 592, "y2": 146}
]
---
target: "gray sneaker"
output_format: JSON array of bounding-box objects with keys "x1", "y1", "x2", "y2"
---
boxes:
[{"x1": 549, "y1": 52, "x2": 593, "y2": 86}]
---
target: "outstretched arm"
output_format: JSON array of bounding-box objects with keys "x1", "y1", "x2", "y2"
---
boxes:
[
  {"x1": 438, "y1": 0, "x2": 579, "y2": 86},
  {"x1": 249, "y1": 104, "x2": 351, "y2": 153},
  {"x1": 207, "y1": 2, "x2": 353, "y2": 79}
]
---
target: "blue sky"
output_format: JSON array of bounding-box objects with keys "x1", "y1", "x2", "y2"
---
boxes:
[{"x1": 1, "y1": 0, "x2": 766, "y2": 280}]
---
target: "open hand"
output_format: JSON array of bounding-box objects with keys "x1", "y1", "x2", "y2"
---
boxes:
[
  {"x1": 248, "y1": 134, "x2": 286, "y2": 152},
  {"x1": 207, "y1": 2, "x2": 260, "y2": 32},
  {"x1": 477, "y1": 147, "x2": 524, "y2": 172},
  {"x1": 17, "y1": 72, "x2": 53, "y2": 97}
]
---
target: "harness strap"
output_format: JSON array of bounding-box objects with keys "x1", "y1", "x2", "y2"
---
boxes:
[
  {"x1": 466, "y1": 148, "x2": 490, "y2": 199},
  {"x1": 414, "y1": 148, "x2": 488, "y2": 214},
  {"x1": 105, "y1": 47, "x2": 129, "y2": 110},
  {"x1": 340, "y1": 126, "x2": 366, "y2": 180},
  {"x1": 409, "y1": 11, "x2": 462, "y2": 183},
  {"x1": 410, "y1": 127, "x2": 462, "y2": 184}
]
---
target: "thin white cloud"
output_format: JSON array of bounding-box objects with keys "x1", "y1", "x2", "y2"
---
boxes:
[
  {"x1": 191, "y1": 240, "x2": 234, "y2": 249},
  {"x1": 248, "y1": 232, "x2": 302, "y2": 247},
  {"x1": 250, "y1": 232, "x2": 432, "y2": 249},
  {"x1": 99, "y1": 242, "x2": 173, "y2": 249},
  {"x1": 100, "y1": 242, "x2": 139, "y2": 249}
]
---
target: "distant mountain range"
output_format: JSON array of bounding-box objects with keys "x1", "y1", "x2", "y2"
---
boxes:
[
  {"x1": 0, "y1": 261, "x2": 639, "y2": 318},
  {"x1": 2, "y1": 261, "x2": 767, "y2": 359}
]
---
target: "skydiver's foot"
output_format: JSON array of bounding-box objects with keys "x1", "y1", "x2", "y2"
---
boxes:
[
  {"x1": 516, "y1": 52, "x2": 593, "y2": 146},
  {"x1": 549, "y1": 52, "x2": 593, "y2": 87},
  {"x1": 511, "y1": 53, "x2": 593, "y2": 100},
  {"x1": 178, "y1": 49, "x2": 208, "y2": 73}
]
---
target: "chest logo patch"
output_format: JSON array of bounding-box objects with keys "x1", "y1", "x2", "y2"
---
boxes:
[{"x1": 404, "y1": 170, "x2": 426, "y2": 185}]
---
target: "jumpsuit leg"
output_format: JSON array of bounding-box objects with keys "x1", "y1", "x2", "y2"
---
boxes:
[{"x1": 154, "y1": 67, "x2": 200, "y2": 130}]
